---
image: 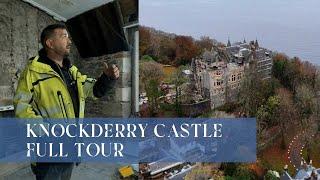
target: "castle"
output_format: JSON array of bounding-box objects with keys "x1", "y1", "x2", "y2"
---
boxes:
[{"x1": 192, "y1": 39, "x2": 273, "y2": 108}]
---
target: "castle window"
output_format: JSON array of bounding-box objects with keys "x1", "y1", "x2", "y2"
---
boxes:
[
  {"x1": 232, "y1": 75, "x2": 236, "y2": 81},
  {"x1": 237, "y1": 73, "x2": 241, "y2": 80}
]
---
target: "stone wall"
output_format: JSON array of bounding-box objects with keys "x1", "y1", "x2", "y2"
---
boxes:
[
  {"x1": 180, "y1": 100, "x2": 211, "y2": 117},
  {"x1": 0, "y1": 0, "x2": 80, "y2": 105},
  {"x1": 77, "y1": 51, "x2": 132, "y2": 118}
]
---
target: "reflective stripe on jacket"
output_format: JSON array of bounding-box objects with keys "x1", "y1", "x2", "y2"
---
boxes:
[{"x1": 14, "y1": 56, "x2": 97, "y2": 119}]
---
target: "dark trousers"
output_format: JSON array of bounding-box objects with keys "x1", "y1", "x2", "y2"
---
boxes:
[{"x1": 31, "y1": 163, "x2": 74, "y2": 180}]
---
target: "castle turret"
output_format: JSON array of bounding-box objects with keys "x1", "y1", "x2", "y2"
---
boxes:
[
  {"x1": 227, "y1": 37, "x2": 231, "y2": 47},
  {"x1": 255, "y1": 38, "x2": 259, "y2": 48}
]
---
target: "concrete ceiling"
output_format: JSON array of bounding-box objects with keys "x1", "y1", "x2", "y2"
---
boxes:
[{"x1": 22, "y1": 0, "x2": 114, "y2": 21}]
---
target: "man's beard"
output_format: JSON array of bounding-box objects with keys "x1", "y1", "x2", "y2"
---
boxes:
[
  {"x1": 64, "y1": 48, "x2": 71, "y2": 58},
  {"x1": 64, "y1": 53, "x2": 70, "y2": 58}
]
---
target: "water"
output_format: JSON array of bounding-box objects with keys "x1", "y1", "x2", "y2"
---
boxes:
[{"x1": 140, "y1": 0, "x2": 320, "y2": 64}]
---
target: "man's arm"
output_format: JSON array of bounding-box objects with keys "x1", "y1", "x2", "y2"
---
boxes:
[
  {"x1": 82, "y1": 63, "x2": 119, "y2": 99},
  {"x1": 92, "y1": 73, "x2": 116, "y2": 98},
  {"x1": 13, "y1": 68, "x2": 42, "y2": 119}
]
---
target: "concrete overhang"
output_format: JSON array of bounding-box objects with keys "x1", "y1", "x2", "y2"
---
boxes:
[
  {"x1": 21, "y1": 0, "x2": 138, "y2": 58},
  {"x1": 22, "y1": 0, "x2": 114, "y2": 21}
]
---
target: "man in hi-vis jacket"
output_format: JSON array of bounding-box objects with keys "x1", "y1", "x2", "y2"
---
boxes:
[{"x1": 13, "y1": 24, "x2": 119, "y2": 180}]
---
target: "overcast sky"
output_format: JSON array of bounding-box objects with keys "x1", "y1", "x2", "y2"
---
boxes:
[{"x1": 140, "y1": 0, "x2": 320, "y2": 63}]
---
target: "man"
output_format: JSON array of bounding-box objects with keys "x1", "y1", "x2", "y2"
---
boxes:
[{"x1": 13, "y1": 24, "x2": 119, "y2": 179}]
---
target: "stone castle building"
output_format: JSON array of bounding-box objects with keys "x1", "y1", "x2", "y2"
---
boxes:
[{"x1": 192, "y1": 39, "x2": 273, "y2": 109}]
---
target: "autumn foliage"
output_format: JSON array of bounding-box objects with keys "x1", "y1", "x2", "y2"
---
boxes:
[
  {"x1": 272, "y1": 53, "x2": 317, "y2": 91},
  {"x1": 139, "y1": 26, "x2": 214, "y2": 66},
  {"x1": 174, "y1": 35, "x2": 199, "y2": 65}
]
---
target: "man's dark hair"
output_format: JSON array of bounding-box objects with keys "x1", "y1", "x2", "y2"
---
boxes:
[{"x1": 40, "y1": 24, "x2": 67, "y2": 48}]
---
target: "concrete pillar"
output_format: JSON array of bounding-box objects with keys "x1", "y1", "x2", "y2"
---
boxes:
[{"x1": 133, "y1": 28, "x2": 139, "y2": 115}]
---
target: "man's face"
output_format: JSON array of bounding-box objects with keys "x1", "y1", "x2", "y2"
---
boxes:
[{"x1": 48, "y1": 28, "x2": 72, "y2": 56}]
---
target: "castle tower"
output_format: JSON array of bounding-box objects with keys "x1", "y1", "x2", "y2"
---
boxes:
[
  {"x1": 255, "y1": 38, "x2": 259, "y2": 48},
  {"x1": 227, "y1": 37, "x2": 231, "y2": 47}
]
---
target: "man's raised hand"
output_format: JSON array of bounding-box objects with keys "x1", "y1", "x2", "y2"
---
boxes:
[{"x1": 103, "y1": 62, "x2": 119, "y2": 80}]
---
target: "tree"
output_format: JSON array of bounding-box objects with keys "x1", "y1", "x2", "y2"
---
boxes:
[
  {"x1": 141, "y1": 55, "x2": 154, "y2": 62},
  {"x1": 256, "y1": 96, "x2": 280, "y2": 134},
  {"x1": 275, "y1": 88, "x2": 298, "y2": 149},
  {"x1": 221, "y1": 163, "x2": 257, "y2": 180},
  {"x1": 315, "y1": 70, "x2": 320, "y2": 92},
  {"x1": 139, "y1": 26, "x2": 151, "y2": 56},
  {"x1": 272, "y1": 53, "x2": 289, "y2": 84},
  {"x1": 174, "y1": 35, "x2": 199, "y2": 66},
  {"x1": 301, "y1": 61, "x2": 317, "y2": 88},
  {"x1": 169, "y1": 65, "x2": 189, "y2": 116},
  {"x1": 264, "y1": 170, "x2": 280, "y2": 180},
  {"x1": 147, "y1": 33, "x2": 161, "y2": 59},
  {"x1": 139, "y1": 26, "x2": 161, "y2": 60},
  {"x1": 272, "y1": 54, "x2": 301, "y2": 92},
  {"x1": 295, "y1": 84, "x2": 316, "y2": 127},
  {"x1": 159, "y1": 36, "x2": 176, "y2": 64},
  {"x1": 314, "y1": 71, "x2": 320, "y2": 131},
  {"x1": 238, "y1": 67, "x2": 274, "y2": 117},
  {"x1": 145, "y1": 79, "x2": 163, "y2": 116},
  {"x1": 272, "y1": 53, "x2": 317, "y2": 94},
  {"x1": 185, "y1": 164, "x2": 224, "y2": 180},
  {"x1": 233, "y1": 165, "x2": 257, "y2": 180},
  {"x1": 140, "y1": 61, "x2": 164, "y2": 115},
  {"x1": 196, "y1": 36, "x2": 215, "y2": 53},
  {"x1": 220, "y1": 163, "x2": 238, "y2": 177}
]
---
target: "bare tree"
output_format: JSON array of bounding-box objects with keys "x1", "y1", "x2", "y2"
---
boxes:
[
  {"x1": 276, "y1": 88, "x2": 298, "y2": 149},
  {"x1": 238, "y1": 65, "x2": 266, "y2": 116},
  {"x1": 314, "y1": 70, "x2": 320, "y2": 131},
  {"x1": 295, "y1": 84, "x2": 315, "y2": 128}
]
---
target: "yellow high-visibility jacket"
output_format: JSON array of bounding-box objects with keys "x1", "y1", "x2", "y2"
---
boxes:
[{"x1": 13, "y1": 56, "x2": 97, "y2": 119}]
